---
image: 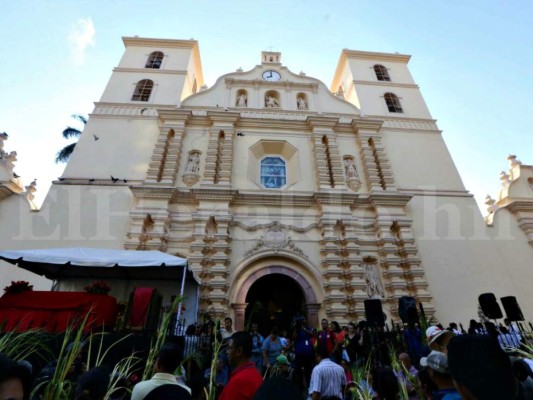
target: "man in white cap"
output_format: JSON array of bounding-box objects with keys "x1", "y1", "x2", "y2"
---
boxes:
[
  {"x1": 426, "y1": 326, "x2": 454, "y2": 353},
  {"x1": 420, "y1": 351, "x2": 461, "y2": 400}
]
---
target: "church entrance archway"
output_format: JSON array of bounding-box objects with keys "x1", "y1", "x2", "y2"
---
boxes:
[{"x1": 245, "y1": 273, "x2": 305, "y2": 337}]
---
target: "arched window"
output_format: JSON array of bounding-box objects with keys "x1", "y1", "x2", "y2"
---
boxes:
[
  {"x1": 146, "y1": 51, "x2": 164, "y2": 69},
  {"x1": 374, "y1": 64, "x2": 390, "y2": 81},
  {"x1": 384, "y1": 93, "x2": 403, "y2": 113},
  {"x1": 131, "y1": 79, "x2": 154, "y2": 101},
  {"x1": 260, "y1": 156, "x2": 286, "y2": 189}
]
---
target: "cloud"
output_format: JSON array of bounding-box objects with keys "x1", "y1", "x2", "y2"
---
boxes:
[{"x1": 68, "y1": 17, "x2": 96, "y2": 65}]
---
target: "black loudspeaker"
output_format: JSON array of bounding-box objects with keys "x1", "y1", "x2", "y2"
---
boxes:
[
  {"x1": 364, "y1": 299, "x2": 385, "y2": 327},
  {"x1": 398, "y1": 296, "x2": 419, "y2": 324},
  {"x1": 500, "y1": 296, "x2": 524, "y2": 322},
  {"x1": 478, "y1": 293, "x2": 503, "y2": 320}
]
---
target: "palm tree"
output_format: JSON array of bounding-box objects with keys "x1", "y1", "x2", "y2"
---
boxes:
[{"x1": 55, "y1": 114, "x2": 87, "y2": 163}]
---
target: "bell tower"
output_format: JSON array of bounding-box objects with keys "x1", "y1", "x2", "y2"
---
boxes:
[{"x1": 261, "y1": 50, "x2": 281, "y2": 65}]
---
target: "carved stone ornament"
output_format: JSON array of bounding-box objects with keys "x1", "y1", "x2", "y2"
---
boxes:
[
  {"x1": 0, "y1": 132, "x2": 8, "y2": 159},
  {"x1": 245, "y1": 222, "x2": 308, "y2": 258},
  {"x1": 264, "y1": 222, "x2": 288, "y2": 250},
  {"x1": 346, "y1": 177, "x2": 361, "y2": 192},
  {"x1": 182, "y1": 172, "x2": 200, "y2": 186},
  {"x1": 363, "y1": 258, "x2": 385, "y2": 299}
]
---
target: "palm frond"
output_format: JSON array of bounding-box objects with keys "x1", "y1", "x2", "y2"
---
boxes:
[
  {"x1": 142, "y1": 295, "x2": 184, "y2": 380},
  {"x1": 0, "y1": 326, "x2": 52, "y2": 362},
  {"x1": 71, "y1": 114, "x2": 88, "y2": 125},
  {"x1": 56, "y1": 114, "x2": 87, "y2": 163},
  {"x1": 61, "y1": 127, "x2": 82, "y2": 139},
  {"x1": 104, "y1": 354, "x2": 142, "y2": 400},
  {"x1": 55, "y1": 143, "x2": 76, "y2": 163}
]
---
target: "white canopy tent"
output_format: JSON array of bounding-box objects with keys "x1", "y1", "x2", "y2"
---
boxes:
[{"x1": 0, "y1": 247, "x2": 197, "y2": 323}]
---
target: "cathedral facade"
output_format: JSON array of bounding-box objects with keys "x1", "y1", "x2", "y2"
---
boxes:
[{"x1": 1, "y1": 37, "x2": 532, "y2": 329}]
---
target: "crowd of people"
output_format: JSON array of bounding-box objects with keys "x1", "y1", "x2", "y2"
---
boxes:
[{"x1": 1, "y1": 315, "x2": 533, "y2": 400}]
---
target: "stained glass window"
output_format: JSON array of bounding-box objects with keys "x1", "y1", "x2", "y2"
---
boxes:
[{"x1": 261, "y1": 157, "x2": 286, "y2": 189}]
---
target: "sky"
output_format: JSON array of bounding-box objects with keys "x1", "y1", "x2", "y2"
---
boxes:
[{"x1": 1, "y1": 0, "x2": 531, "y2": 211}]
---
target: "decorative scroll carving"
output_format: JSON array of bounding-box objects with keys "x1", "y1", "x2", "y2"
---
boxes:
[{"x1": 244, "y1": 221, "x2": 308, "y2": 258}]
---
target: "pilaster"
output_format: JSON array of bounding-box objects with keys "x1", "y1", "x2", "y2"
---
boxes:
[
  {"x1": 352, "y1": 119, "x2": 396, "y2": 193},
  {"x1": 145, "y1": 111, "x2": 190, "y2": 185},
  {"x1": 319, "y1": 217, "x2": 349, "y2": 321}
]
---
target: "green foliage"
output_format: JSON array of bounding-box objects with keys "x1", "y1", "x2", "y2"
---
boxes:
[
  {"x1": 0, "y1": 327, "x2": 51, "y2": 362},
  {"x1": 348, "y1": 355, "x2": 374, "y2": 400},
  {"x1": 30, "y1": 313, "x2": 141, "y2": 400},
  {"x1": 33, "y1": 313, "x2": 92, "y2": 400},
  {"x1": 142, "y1": 294, "x2": 184, "y2": 380},
  {"x1": 204, "y1": 320, "x2": 224, "y2": 400},
  {"x1": 104, "y1": 353, "x2": 141, "y2": 400},
  {"x1": 55, "y1": 114, "x2": 87, "y2": 163}
]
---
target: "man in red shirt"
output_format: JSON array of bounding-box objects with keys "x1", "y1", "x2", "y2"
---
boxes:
[
  {"x1": 219, "y1": 331, "x2": 263, "y2": 400},
  {"x1": 316, "y1": 319, "x2": 336, "y2": 357}
]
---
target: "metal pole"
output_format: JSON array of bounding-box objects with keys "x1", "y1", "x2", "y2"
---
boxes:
[{"x1": 175, "y1": 264, "x2": 188, "y2": 335}]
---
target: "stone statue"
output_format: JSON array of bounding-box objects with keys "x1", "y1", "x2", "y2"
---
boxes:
[
  {"x1": 344, "y1": 158, "x2": 357, "y2": 178},
  {"x1": 499, "y1": 171, "x2": 511, "y2": 186},
  {"x1": 236, "y1": 93, "x2": 247, "y2": 107},
  {"x1": 297, "y1": 97, "x2": 307, "y2": 110},
  {"x1": 25, "y1": 180, "x2": 38, "y2": 210},
  {"x1": 265, "y1": 95, "x2": 279, "y2": 108},
  {"x1": 25, "y1": 180, "x2": 37, "y2": 202},
  {"x1": 364, "y1": 262, "x2": 385, "y2": 298},
  {"x1": 185, "y1": 152, "x2": 200, "y2": 174},
  {"x1": 0, "y1": 132, "x2": 7, "y2": 159},
  {"x1": 5, "y1": 151, "x2": 17, "y2": 171},
  {"x1": 205, "y1": 216, "x2": 218, "y2": 240},
  {"x1": 485, "y1": 195, "x2": 498, "y2": 214},
  {"x1": 508, "y1": 154, "x2": 522, "y2": 168}
]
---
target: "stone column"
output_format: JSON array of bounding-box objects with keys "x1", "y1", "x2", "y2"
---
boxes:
[
  {"x1": 232, "y1": 303, "x2": 248, "y2": 331},
  {"x1": 305, "y1": 303, "x2": 321, "y2": 329}
]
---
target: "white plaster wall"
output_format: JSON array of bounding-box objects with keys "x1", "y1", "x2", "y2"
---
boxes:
[
  {"x1": 117, "y1": 45, "x2": 193, "y2": 71},
  {"x1": 0, "y1": 184, "x2": 134, "y2": 290},
  {"x1": 407, "y1": 194, "x2": 533, "y2": 324},
  {"x1": 382, "y1": 130, "x2": 466, "y2": 190},
  {"x1": 100, "y1": 71, "x2": 186, "y2": 105},
  {"x1": 486, "y1": 208, "x2": 533, "y2": 315},
  {"x1": 353, "y1": 85, "x2": 432, "y2": 119},
  {"x1": 63, "y1": 117, "x2": 160, "y2": 180},
  {"x1": 346, "y1": 58, "x2": 416, "y2": 84}
]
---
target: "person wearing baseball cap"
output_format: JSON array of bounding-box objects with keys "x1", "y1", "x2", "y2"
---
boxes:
[
  {"x1": 420, "y1": 351, "x2": 461, "y2": 400},
  {"x1": 426, "y1": 326, "x2": 455, "y2": 353}
]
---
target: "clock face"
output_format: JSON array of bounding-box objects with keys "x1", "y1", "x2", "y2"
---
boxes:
[{"x1": 262, "y1": 70, "x2": 281, "y2": 81}]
